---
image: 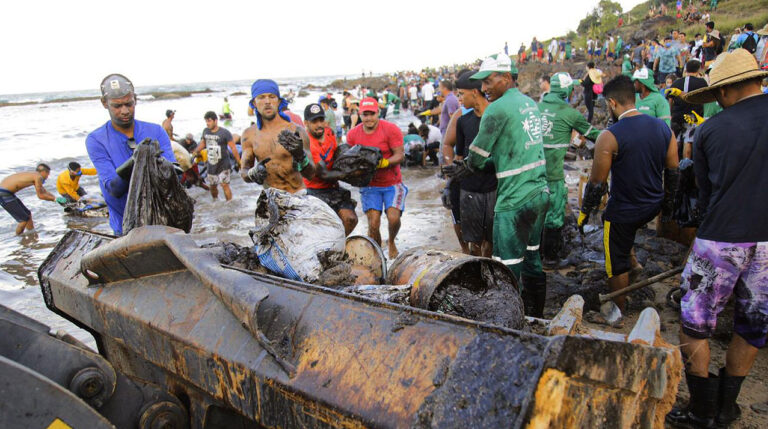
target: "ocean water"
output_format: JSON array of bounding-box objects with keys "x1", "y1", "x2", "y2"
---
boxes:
[{"x1": 0, "y1": 75, "x2": 428, "y2": 348}]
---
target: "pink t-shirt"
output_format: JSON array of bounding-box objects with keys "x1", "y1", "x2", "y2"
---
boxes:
[{"x1": 347, "y1": 120, "x2": 403, "y2": 187}]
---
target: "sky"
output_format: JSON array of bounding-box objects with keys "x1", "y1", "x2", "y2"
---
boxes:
[{"x1": 1, "y1": 0, "x2": 645, "y2": 95}]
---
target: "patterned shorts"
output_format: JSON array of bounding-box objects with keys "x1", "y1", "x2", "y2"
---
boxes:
[
  {"x1": 680, "y1": 238, "x2": 768, "y2": 348},
  {"x1": 205, "y1": 169, "x2": 231, "y2": 186}
]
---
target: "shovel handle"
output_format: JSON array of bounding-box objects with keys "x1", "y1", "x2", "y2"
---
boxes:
[{"x1": 599, "y1": 266, "x2": 684, "y2": 303}]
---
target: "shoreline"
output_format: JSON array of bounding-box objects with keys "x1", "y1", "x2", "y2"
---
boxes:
[{"x1": 0, "y1": 88, "x2": 216, "y2": 108}]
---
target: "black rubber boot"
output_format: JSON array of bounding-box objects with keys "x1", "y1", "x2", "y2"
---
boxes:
[
  {"x1": 716, "y1": 367, "x2": 745, "y2": 428},
  {"x1": 666, "y1": 371, "x2": 718, "y2": 428},
  {"x1": 521, "y1": 275, "x2": 546, "y2": 318}
]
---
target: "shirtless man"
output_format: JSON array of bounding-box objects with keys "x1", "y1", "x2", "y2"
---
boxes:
[
  {"x1": 240, "y1": 79, "x2": 315, "y2": 192},
  {"x1": 0, "y1": 164, "x2": 65, "y2": 235},
  {"x1": 162, "y1": 110, "x2": 176, "y2": 141}
]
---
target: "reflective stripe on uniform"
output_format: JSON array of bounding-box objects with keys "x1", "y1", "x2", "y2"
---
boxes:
[
  {"x1": 585, "y1": 125, "x2": 594, "y2": 136},
  {"x1": 469, "y1": 144, "x2": 491, "y2": 158},
  {"x1": 527, "y1": 244, "x2": 540, "y2": 251},
  {"x1": 604, "y1": 220, "x2": 613, "y2": 278},
  {"x1": 543, "y1": 143, "x2": 570, "y2": 149},
  {"x1": 493, "y1": 256, "x2": 524, "y2": 265},
  {"x1": 496, "y1": 159, "x2": 546, "y2": 179}
]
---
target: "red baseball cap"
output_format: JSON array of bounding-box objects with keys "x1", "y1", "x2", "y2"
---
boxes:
[{"x1": 359, "y1": 97, "x2": 379, "y2": 113}]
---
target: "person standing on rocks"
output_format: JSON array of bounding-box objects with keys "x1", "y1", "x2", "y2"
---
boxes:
[
  {"x1": 582, "y1": 62, "x2": 603, "y2": 124},
  {"x1": 665, "y1": 59, "x2": 708, "y2": 159},
  {"x1": 346, "y1": 97, "x2": 406, "y2": 258},
  {"x1": 85, "y1": 73, "x2": 176, "y2": 236},
  {"x1": 301, "y1": 103, "x2": 358, "y2": 235},
  {"x1": 240, "y1": 79, "x2": 315, "y2": 193},
  {"x1": 666, "y1": 49, "x2": 768, "y2": 429},
  {"x1": 458, "y1": 53, "x2": 550, "y2": 317},
  {"x1": 577, "y1": 75, "x2": 678, "y2": 317},
  {"x1": 538, "y1": 73, "x2": 601, "y2": 266},
  {"x1": 191, "y1": 112, "x2": 241, "y2": 201},
  {"x1": 633, "y1": 67, "x2": 672, "y2": 127}
]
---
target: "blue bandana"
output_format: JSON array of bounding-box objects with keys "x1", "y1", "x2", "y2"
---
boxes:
[{"x1": 250, "y1": 79, "x2": 291, "y2": 129}]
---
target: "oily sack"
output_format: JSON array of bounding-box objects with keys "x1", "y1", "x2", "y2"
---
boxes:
[
  {"x1": 673, "y1": 162, "x2": 699, "y2": 228},
  {"x1": 251, "y1": 188, "x2": 345, "y2": 283},
  {"x1": 331, "y1": 144, "x2": 382, "y2": 187},
  {"x1": 122, "y1": 139, "x2": 195, "y2": 234}
]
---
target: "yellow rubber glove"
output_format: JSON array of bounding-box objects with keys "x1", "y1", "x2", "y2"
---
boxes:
[
  {"x1": 418, "y1": 110, "x2": 432, "y2": 117},
  {"x1": 665, "y1": 87, "x2": 682, "y2": 97},
  {"x1": 683, "y1": 111, "x2": 705, "y2": 126},
  {"x1": 577, "y1": 211, "x2": 589, "y2": 233},
  {"x1": 377, "y1": 158, "x2": 390, "y2": 169}
]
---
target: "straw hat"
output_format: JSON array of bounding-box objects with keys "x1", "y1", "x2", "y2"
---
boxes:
[
  {"x1": 757, "y1": 24, "x2": 768, "y2": 36},
  {"x1": 682, "y1": 49, "x2": 768, "y2": 104}
]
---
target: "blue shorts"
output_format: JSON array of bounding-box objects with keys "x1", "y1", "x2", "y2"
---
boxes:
[
  {"x1": 0, "y1": 187, "x2": 31, "y2": 223},
  {"x1": 360, "y1": 183, "x2": 408, "y2": 213}
]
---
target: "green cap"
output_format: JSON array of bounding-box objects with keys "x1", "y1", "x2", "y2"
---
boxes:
[
  {"x1": 550, "y1": 72, "x2": 574, "y2": 98},
  {"x1": 470, "y1": 53, "x2": 518, "y2": 80},
  {"x1": 632, "y1": 67, "x2": 659, "y2": 93}
]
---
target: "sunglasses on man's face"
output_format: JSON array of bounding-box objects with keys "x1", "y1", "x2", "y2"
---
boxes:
[{"x1": 70, "y1": 169, "x2": 82, "y2": 176}]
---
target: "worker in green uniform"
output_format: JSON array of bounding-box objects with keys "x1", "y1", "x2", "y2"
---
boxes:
[
  {"x1": 445, "y1": 53, "x2": 550, "y2": 317},
  {"x1": 622, "y1": 54, "x2": 633, "y2": 76},
  {"x1": 632, "y1": 67, "x2": 672, "y2": 126},
  {"x1": 538, "y1": 72, "x2": 602, "y2": 265}
]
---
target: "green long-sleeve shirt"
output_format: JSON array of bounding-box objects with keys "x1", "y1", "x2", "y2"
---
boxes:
[
  {"x1": 636, "y1": 92, "x2": 671, "y2": 126},
  {"x1": 467, "y1": 88, "x2": 547, "y2": 212},
  {"x1": 538, "y1": 93, "x2": 601, "y2": 181}
]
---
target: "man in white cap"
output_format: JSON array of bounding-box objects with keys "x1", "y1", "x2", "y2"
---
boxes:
[
  {"x1": 85, "y1": 73, "x2": 176, "y2": 235},
  {"x1": 666, "y1": 49, "x2": 768, "y2": 429},
  {"x1": 446, "y1": 53, "x2": 549, "y2": 317}
]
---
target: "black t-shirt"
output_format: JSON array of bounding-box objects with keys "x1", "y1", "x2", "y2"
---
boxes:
[
  {"x1": 201, "y1": 127, "x2": 233, "y2": 174},
  {"x1": 693, "y1": 94, "x2": 768, "y2": 242},
  {"x1": 604, "y1": 114, "x2": 671, "y2": 223},
  {"x1": 455, "y1": 111, "x2": 497, "y2": 193},
  {"x1": 670, "y1": 76, "x2": 708, "y2": 123}
]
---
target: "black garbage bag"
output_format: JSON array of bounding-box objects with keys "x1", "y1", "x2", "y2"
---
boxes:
[
  {"x1": 673, "y1": 160, "x2": 699, "y2": 228},
  {"x1": 330, "y1": 144, "x2": 382, "y2": 187},
  {"x1": 122, "y1": 139, "x2": 194, "y2": 234}
]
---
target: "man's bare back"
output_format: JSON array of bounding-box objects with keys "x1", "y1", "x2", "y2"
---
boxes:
[
  {"x1": 240, "y1": 121, "x2": 311, "y2": 193},
  {"x1": 1, "y1": 172, "x2": 47, "y2": 194}
]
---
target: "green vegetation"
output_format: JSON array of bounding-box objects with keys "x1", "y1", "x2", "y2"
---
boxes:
[{"x1": 545, "y1": 0, "x2": 767, "y2": 50}]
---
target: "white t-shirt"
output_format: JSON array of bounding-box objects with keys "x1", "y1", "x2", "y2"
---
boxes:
[
  {"x1": 425, "y1": 124, "x2": 441, "y2": 144},
  {"x1": 549, "y1": 39, "x2": 559, "y2": 55},
  {"x1": 408, "y1": 85, "x2": 418, "y2": 100},
  {"x1": 422, "y1": 83, "x2": 435, "y2": 101}
]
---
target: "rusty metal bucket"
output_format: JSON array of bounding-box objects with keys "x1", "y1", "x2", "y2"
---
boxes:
[
  {"x1": 345, "y1": 235, "x2": 387, "y2": 284},
  {"x1": 387, "y1": 247, "x2": 520, "y2": 309}
]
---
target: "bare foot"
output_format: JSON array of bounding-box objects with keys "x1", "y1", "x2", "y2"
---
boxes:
[{"x1": 388, "y1": 241, "x2": 399, "y2": 259}]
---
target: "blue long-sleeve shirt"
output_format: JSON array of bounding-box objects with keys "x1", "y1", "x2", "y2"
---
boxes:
[{"x1": 85, "y1": 120, "x2": 175, "y2": 235}]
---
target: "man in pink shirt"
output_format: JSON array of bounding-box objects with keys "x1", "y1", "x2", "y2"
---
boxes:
[{"x1": 346, "y1": 97, "x2": 406, "y2": 258}]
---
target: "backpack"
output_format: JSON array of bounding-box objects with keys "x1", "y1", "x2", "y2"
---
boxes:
[{"x1": 741, "y1": 32, "x2": 758, "y2": 54}]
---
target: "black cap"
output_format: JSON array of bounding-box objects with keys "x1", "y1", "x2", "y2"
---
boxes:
[
  {"x1": 304, "y1": 103, "x2": 325, "y2": 121},
  {"x1": 456, "y1": 69, "x2": 482, "y2": 91},
  {"x1": 165, "y1": 109, "x2": 175, "y2": 118}
]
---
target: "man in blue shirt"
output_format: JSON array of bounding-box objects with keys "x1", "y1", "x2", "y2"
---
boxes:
[{"x1": 85, "y1": 74, "x2": 176, "y2": 235}]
